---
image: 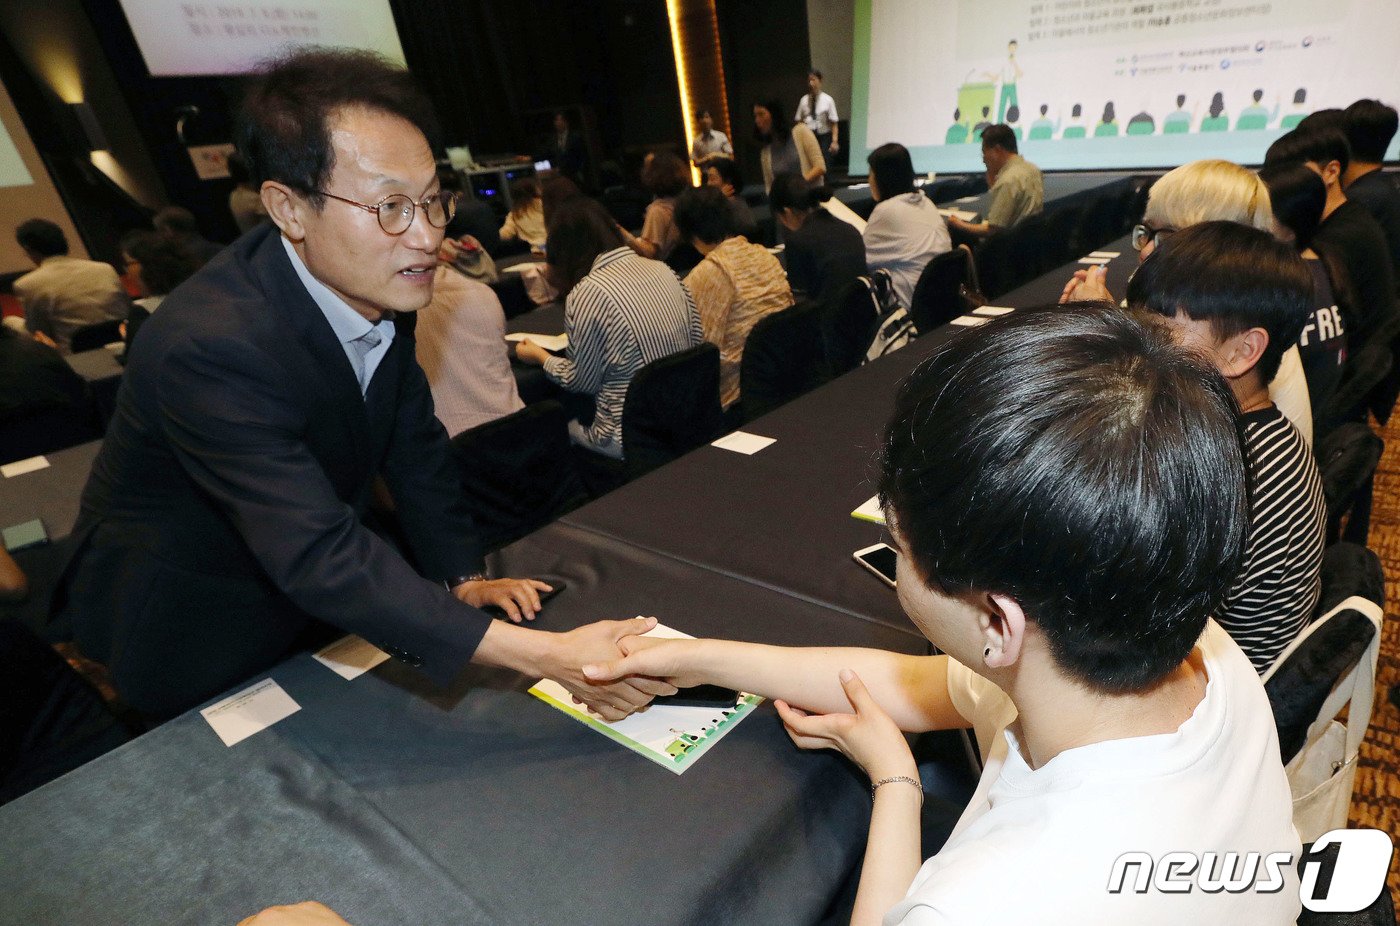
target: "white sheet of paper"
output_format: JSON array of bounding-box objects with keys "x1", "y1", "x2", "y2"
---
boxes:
[
  {"x1": 938, "y1": 208, "x2": 978, "y2": 222},
  {"x1": 711, "y1": 431, "x2": 776, "y2": 455},
  {"x1": 955, "y1": 194, "x2": 980, "y2": 203},
  {"x1": 851, "y1": 494, "x2": 886, "y2": 525},
  {"x1": 1078, "y1": 256, "x2": 1112, "y2": 266},
  {"x1": 950, "y1": 315, "x2": 989, "y2": 327},
  {"x1": 973, "y1": 305, "x2": 1014, "y2": 316},
  {"x1": 504, "y1": 332, "x2": 568, "y2": 352},
  {"x1": 1, "y1": 456, "x2": 50, "y2": 478},
  {"x1": 1088, "y1": 251, "x2": 1121, "y2": 259},
  {"x1": 313, "y1": 635, "x2": 390, "y2": 680},
  {"x1": 822, "y1": 197, "x2": 867, "y2": 233},
  {"x1": 200, "y1": 679, "x2": 301, "y2": 747}
]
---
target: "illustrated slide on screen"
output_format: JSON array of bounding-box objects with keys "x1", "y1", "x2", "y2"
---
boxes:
[
  {"x1": 117, "y1": 1, "x2": 407, "y2": 77},
  {"x1": 851, "y1": 0, "x2": 1400, "y2": 173}
]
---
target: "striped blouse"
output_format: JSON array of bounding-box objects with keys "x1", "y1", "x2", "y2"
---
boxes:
[
  {"x1": 543, "y1": 247, "x2": 702, "y2": 456},
  {"x1": 1218, "y1": 406, "x2": 1326, "y2": 673}
]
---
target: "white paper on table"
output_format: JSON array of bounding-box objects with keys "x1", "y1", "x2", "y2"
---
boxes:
[
  {"x1": 502, "y1": 263, "x2": 542, "y2": 274},
  {"x1": 313, "y1": 635, "x2": 391, "y2": 680},
  {"x1": 200, "y1": 679, "x2": 301, "y2": 747},
  {"x1": 711, "y1": 431, "x2": 776, "y2": 455},
  {"x1": 851, "y1": 494, "x2": 887, "y2": 525},
  {"x1": 1, "y1": 456, "x2": 49, "y2": 478},
  {"x1": 1088, "y1": 251, "x2": 1121, "y2": 259},
  {"x1": 938, "y1": 208, "x2": 978, "y2": 222},
  {"x1": 504, "y1": 332, "x2": 568, "y2": 352},
  {"x1": 1077, "y1": 256, "x2": 1112, "y2": 266},
  {"x1": 822, "y1": 196, "x2": 867, "y2": 233},
  {"x1": 972, "y1": 305, "x2": 1014, "y2": 316},
  {"x1": 955, "y1": 195, "x2": 980, "y2": 203},
  {"x1": 950, "y1": 315, "x2": 989, "y2": 327},
  {"x1": 529, "y1": 623, "x2": 763, "y2": 775}
]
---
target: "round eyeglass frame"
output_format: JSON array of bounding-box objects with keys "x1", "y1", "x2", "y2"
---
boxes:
[
  {"x1": 1131, "y1": 222, "x2": 1176, "y2": 252},
  {"x1": 316, "y1": 189, "x2": 459, "y2": 235}
]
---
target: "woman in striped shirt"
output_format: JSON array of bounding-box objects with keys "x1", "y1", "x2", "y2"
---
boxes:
[{"x1": 515, "y1": 198, "x2": 702, "y2": 460}]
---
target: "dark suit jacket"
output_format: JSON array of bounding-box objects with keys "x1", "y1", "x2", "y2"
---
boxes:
[{"x1": 65, "y1": 224, "x2": 490, "y2": 718}]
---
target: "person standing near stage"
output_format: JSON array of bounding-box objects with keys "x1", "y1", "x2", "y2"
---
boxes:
[{"x1": 795, "y1": 69, "x2": 840, "y2": 173}]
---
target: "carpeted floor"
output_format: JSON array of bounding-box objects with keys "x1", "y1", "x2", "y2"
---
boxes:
[{"x1": 1349, "y1": 409, "x2": 1400, "y2": 899}]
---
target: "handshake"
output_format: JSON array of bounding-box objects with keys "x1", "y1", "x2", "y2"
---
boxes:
[{"x1": 539, "y1": 616, "x2": 700, "y2": 721}]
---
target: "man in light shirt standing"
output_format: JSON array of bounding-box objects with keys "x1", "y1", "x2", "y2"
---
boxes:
[{"x1": 795, "y1": 69, "x2": 840, "y2": 172}]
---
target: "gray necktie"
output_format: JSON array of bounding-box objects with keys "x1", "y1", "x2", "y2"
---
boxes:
[{"x1": 350, "y1": 326, "x2": 383, "y2": 394}]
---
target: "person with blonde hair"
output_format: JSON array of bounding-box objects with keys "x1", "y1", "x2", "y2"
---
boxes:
[{"x1": 1061, "y1": 157, "x2": 1313, "y2": 443}]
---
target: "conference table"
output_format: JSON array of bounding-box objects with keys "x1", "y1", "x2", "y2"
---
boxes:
[
  {"x1": 65, "y1": 345, "x2": 124, "y2": 426},
  {"x1": 0, "y1": 238, "x2": 1143, "y2": 925}
]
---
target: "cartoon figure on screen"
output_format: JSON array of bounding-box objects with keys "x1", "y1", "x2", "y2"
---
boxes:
[
  {"x1": 1200, "y1": 92, "x2": 1229, "y2": 132},
  {"x1": 983, "y1": 38, "x2": 1023, "y2": 124},
  {"x1": 1062, "y1": 103, "x2": 1086, "y2": 139},
  {"x1": 1028, "y1": 103, "x2": 1057, "y2": 141},
  {"x1": 1127, "y1": 104, "x2": 1155, "y2": 136},
  {"x1": 1094, "y1": 101, "x2": 1119, "y2": 137},
  {"x1": 945, "y1": 107, "x2": 969, "y2": 145},
  {"x1": 1005, "y1": 104, "x2": 1023, "y2": 142},
  {"x1": 1236, "y1": 89, "x2": 1277, "y2": 130},
  {"x1": 1280, "y1": 88, "x2": 1309, "y2": 129},
  {"x1": 972, "y1": 105, "x2": 993, "y2": 142},
  {"x1": 1163, "y1": 93, "x2": 1194, "y2": 134}
]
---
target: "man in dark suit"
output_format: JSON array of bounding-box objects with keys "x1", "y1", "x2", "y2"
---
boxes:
[
  {"x1": 542, "y1": 111, "x2": 587, "y2": 183},
  {"x1": 61, "y1": 48, "x2": 668, "y2": 720}
]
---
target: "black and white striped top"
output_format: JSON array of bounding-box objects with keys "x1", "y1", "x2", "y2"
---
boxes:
[
  {"x1": 543, "y1": 247, "x2": 702, "y2": 455},
  {"x1": 1218, "y1": 406, "x2": 1326, "y2": 673}
]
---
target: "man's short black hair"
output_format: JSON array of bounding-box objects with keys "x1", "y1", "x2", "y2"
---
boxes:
[
  {"x1": 1297, "y1": 108, "x2": 1345, "y2": 133},
  {"x1": 879, "y1": 304, "x2": 1249, "y2": 693},
  {"x1": 153, "y1": 206, "x2": 199, "y2": 237},
  {"x1": 674, "y1": 185, "x2": 732, "y2": 246},
  {"x1": 981, "y1": 124, "x2": 1017, "y2": 154},
  {"x1": 123, "y1": 231, "x2": 201, "y2": 297},
  {"x1": 235, "y1": 47, "x2": 441, "y2": 209},
  {"x1": 15, "y1": 219, "x2": 68, "y2": 257},
  {"x1": 867, "y1": 142, "x2": 916, "y2": 197},
  {"x1": 706, "y1": 157, "x2": 742, "y2": 190},
  {"x1": 1126, "y1": 220, "x2": 1313, "y2": 384},
  {"x1": 1259, "y1": 161, "x2": 1327, "y2": 250},
  {"x1": 1264, "y1": 125, "x2": 1351, "y2": 174},
  {"x1": 1343, "y1": 99, "x2": 1398, "y2": 163}
]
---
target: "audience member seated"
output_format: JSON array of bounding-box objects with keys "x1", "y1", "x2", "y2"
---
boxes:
[
  {"x1": 12, "y1": 218, "x2": 128, "y2": 354},
  {"x1": 500, "y1": 178, "x2": 547, "y2": 250},
  {"x1": 540, "y1": 174, "x2": 584, "y2": 226},
  {"x1": 515, "y1": 198, "x2": 702, "y2": 460},
  {"x1": 674, "y1": 186, "x2": 792, "y2": 409},
  {"x1": 862, "y1": 143, "x2": 951, "y2": 310},
  {"x1": 440, "y1": 169, "x2": 500, "y2": 256},
  {"x1": 226, "y1": 151, "x2": 268, "y2": 234},
  {"x1": 770, "y1": 172, "x2": 866, "y2": 306},
  {"x1": 945, "y1": 123, "x2": 1044, "y2": 239},
  {"x1": 1342, "y1": 99, "x2": 1400, "y2": 271},
  {"x1": 587, "y1": 304, "x2": 1300, "y2": 924},
  {"x1": 619, "y1": 151, "x2": 689, "y2": 262},
  {"x1": 1265, "y1": 126, "x2": 1398, "y2": 359},
  {"x1": 415, "y1": 238, "x2": 524, "y2": 437},
  {"x1": 689, "y1": 109, "x2": 733, "y2": 167},
  {"x1": 1260, "y1": 162, "x2": 1351, "y2": 423},
  {"x1": 0, "y1": 322, "x2": 92, "y2": 444},
  {"x1": 153, "y1": 206, "x2": 224, "y2": 265},
  {"x1": 754, "y1": 99, "x2": 824, "y2": 192},
  {"x1": 1127, "y1": 222, "x2": 1325, "y2": 674},
  {"x1": 119, "y1": 230, "x2": 202, "y2": 352},
  {"x1": 703, "y1": 158, "x2": 758, "y2": 241},
  {"x1": 1062, "y1": 158, "x2": 1315, "y2": 443}
]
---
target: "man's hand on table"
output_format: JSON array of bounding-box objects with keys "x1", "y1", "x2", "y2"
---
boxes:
[
  {"x1": 237, "y1": 901, "x2": 352, "y2": 926},
  {"x1": 1059, "y1": 265, "x2": 1115, "y2": 305},
  {"x1": 453, "y1": 577, "x2": 554, "y2": 622}
]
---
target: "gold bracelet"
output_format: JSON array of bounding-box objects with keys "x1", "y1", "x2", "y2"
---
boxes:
[{"x1": 871, "y1": 775, "x2": 923, "y2": 804}]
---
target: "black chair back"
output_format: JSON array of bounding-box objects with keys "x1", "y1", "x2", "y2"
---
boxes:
[
  {"x1": 0, "y1": 405, "x2": 102, "y2": 466},
  {"x1": 621, "y1": 342, "x2": 724, "y2": 477},
  {"x1": 448, "y1": 400, "x2": 588, "y2": 551},
  {"x1": 68, "y1": 320, "x2": 123, "y2": 354},
  {"x1": 739, "y1": 300, "x2": 829, "y2": 422},
  {"x1": 1314, "y1": 422, "x2": 1383, "y2": 545},
  {"x1": 820, "y1": 278, "x2": 880, "y2": 376},
  {"x1": 973, "y1": 231, "x2": 1015, "y2": 299},
  {"x1": 1070, "y1": 192, "x2": 1123, "y2": 255},
  {"x1": 1321, "y1": 341, "x2": 1392, "y2": 430},
  {"x1": 488, "y1": 274, "x2": 535, "y2": 320},
  {"x1": 909, "y1": 246, "x2": 974, "y2": 335}
]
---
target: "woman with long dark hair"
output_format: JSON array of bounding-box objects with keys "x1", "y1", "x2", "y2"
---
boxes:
[{"x1": 754, "y1": 99, "x2": 824, "y2": 192}]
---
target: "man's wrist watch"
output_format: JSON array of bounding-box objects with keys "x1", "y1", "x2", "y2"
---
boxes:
[{"x1": 447, "y1": 572, "x2": 488, "y2": 590}]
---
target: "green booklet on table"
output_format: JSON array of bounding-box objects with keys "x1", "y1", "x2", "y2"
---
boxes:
[
  {"x1": 851, "y1": 495, "x2": 886, "y2": 525},
  {"x1": 529, "y1": 624, "x2": 763, "y2": 775}
]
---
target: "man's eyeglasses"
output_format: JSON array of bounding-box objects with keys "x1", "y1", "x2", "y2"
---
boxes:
[
  {"x1": 1131, "y1": 223, "x2": 1176, "y2": 252},
  {"x1": 317, "y1": 190, "x2": 459, "y2": 235}
]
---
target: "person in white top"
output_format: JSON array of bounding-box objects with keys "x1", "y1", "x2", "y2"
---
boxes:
[
  {"x1": 796, "y1": 69, "x2": 840, "y2": 169},
  {"x1": 587, "y1": 304, "x2": 1300, "y2": 926},
  {"x1": 862, "y1": 143, "x2": 950, "y2": 309},
  {"x1": 689, "y1": 109, "x2": 733, "y2": 167}
]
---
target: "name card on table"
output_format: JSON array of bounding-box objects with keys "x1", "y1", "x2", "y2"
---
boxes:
[
  {"x1": 711, "y1": 431, "x2": 776, "y2": 455},
  {"x1": 1077, "y1": 256, "x2": 1112, "y2": 266},
  {"x1": 1088, "y1": 251, "x2": 1121, "y2": 259},
  {"x1": 314, "y1": 635, "x2": 391, "y2": 680},
  {"x1": 950, "y1": 315, "x2": 989, "y2": 327},
  {"x1": 201, "y1": 679, "x2": 301, "y2": 747},
  {"x1": 972, "y1": 306, "x2": 1015, "y2": 317},
  {"x1": 1, "y1": 456, "x2": 49, "y2": 478}
]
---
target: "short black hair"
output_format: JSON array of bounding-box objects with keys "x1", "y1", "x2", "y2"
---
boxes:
[
  {"x1": 15, "y1": 219, "x2": 68, "y2": 257},
  {"x1": 767, "y1": 172, "x2": 820, "y2": 213},
  {"x1": 879, "y1": 304, "x2": 1249, "y2": 693},
  {"x1": 1293, "y1": 88, "x2": 1307, "y2": 105},
  {"x1": 1126, "y1": 220, "x2": 1313, "y2": 384},
  {"x1": 706, "y1": 157, "x2": 742, "y2": 191},
  {"x1": 1259, "y1": 161, "x2": 1327, "y2": 250},
  {"x1": 1071, "y1": 103, "x2": 1082, "y2": 118},
  {"x1": 867, "y1": 142, "x2": 916, "y2": 198},
  {"x1": 1252, "y1": 89, "x2": 1264, "y2": 103},
  {"x1": 1343, "y1": 99, "x2": 1398, "y2": 163},
  {"x1": 1297, "y1": 108, "x2": 1345, "y2": 133},
  {"x1": 235, "y1": 47, "x2": 441, "y2": 209},
  {"x1": 226, "y1": 150, "x2": 251, "y2": 184},
  {"x1": 981, "y1": 124, "x2": 1018, "y2": 154},
  {"x1": 123, "y1": 231, "x2": 201, "y2": 297},
  {"x1": 642, "y1": 151, "x2": 690, "y2": 198},
  {"x1": 674, "y1": 185, "x2": 732, "y2": 246},
  {"x1": 1265, "y1": 125, "x2": 1351, "y2": 173},
  {"x1": 697, "y1": 109, "x2": 712, "y2": 120},
  {"x1": 153, "y1": 206, "x2": 199, "y2": 237},
  {"x1": 545, "y1": 197, "x2": 625, "y2": 296},
  {"x1": 1176, "y1": 94, "x2": 1186, "y2": 107},
  {"x1": 1005, "y1": 104, "x2": 1020, "y2": 123},
  {"x1": 808, "y1": 68, "x2": 822, "y2": 80}
]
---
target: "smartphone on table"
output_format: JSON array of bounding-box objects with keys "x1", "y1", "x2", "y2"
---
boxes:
[{"x1": 852, "y1": 542, "x2": 898, "y2": 588}]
